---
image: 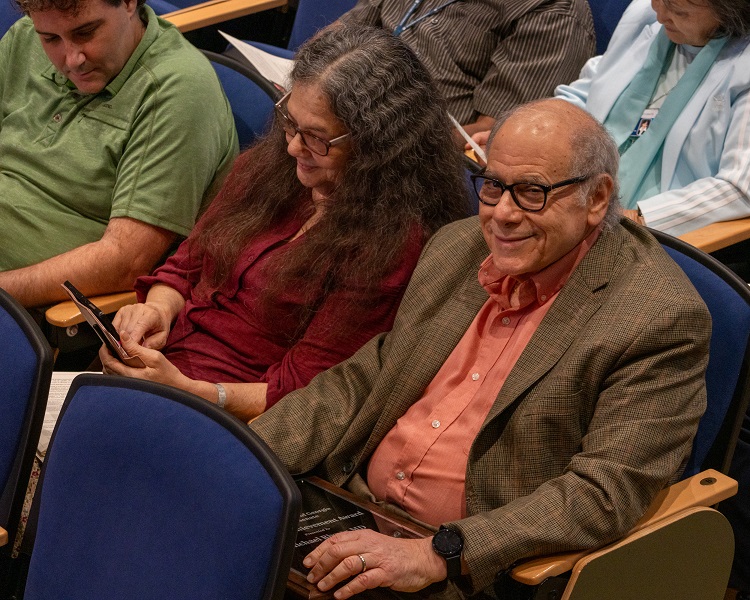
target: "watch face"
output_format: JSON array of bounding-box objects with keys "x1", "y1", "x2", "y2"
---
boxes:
[{"x1": 433, "y1": 528, "x2": 463, "y2": 556}]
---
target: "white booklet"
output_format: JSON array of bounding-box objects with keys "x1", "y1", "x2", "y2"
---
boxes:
[
  {"x1": 37, "y1": 371, "x2": 87, "y2": 459},
  {"x1": 219, "y1": 31, "x2": 293, "y2": 91}
]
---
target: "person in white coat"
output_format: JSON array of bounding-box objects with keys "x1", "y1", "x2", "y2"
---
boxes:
[
  {"x1": 471, "y1": 0, "x2": 750, "y2": 242},
  {"x1": 556, "y1": 0, "x2": 750, "y2": 238}
]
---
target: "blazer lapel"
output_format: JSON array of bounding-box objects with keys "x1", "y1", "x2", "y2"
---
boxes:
[
  {"x1": 484, "y1": 226, "x2": 625, "y2": 424},
  {"x1": 588, "y1": 23, "x2": 660, "y2": 122},
  {"x1": 364, "y1": 270, "x2": 489, "y2": 455},
  {"x1": 661, "y1": 36, "x2": 748, "y2": 184}
]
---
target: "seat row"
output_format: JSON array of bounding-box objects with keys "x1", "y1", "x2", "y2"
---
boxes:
[{"x1": 1, "y1": 229, "x2": 748, "y2": 598}]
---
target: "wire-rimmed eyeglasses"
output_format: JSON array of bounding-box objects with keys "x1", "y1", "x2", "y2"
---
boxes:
[
  {"x1": 274, "y1": 91, "x2": 350, "y2": 157},
  {"x1": 470, "y1": 173, "x2": 592, "y2": 212}
]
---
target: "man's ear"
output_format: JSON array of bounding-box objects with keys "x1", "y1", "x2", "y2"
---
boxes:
[
  {"x1": 587, "y1": 173, "x2": 614, "y2": 228},
  {"x1": 123, "y1": 0, "x2": 139, "y2": 17}
]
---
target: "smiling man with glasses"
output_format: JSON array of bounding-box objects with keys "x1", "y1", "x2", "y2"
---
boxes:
[{"x1": 251, "y1": 98, "x2": 711, "y2": 600}]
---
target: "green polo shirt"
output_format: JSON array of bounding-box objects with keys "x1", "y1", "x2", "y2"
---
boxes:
[{"x1": 0, "y1": 7, "x2": 238, "y2": 271}]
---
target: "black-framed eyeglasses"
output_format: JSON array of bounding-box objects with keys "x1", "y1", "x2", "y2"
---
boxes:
[
  {"x1": 274, "y1": 91, "x2": 350, "y2": 157},
  {"x1": 470, "y1": 173, "x2": 592, "y2": 212}
]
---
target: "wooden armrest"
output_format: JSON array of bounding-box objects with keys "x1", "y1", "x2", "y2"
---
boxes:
[
  {"x1": 45, "y1": 291, "x2": 138, "y2": 328},
  {"x1": 678, "y1": 217, "x2": 750, "y2": 253},
  {"x1": 162, "y1": 0, "x2": 287, "y2": 33},
  {"x1": 510, "y1": 469, "x2": 737, "y2": 585},
  {"x1": 0, "y1": 525, "x2": 8, "y2": 547}
]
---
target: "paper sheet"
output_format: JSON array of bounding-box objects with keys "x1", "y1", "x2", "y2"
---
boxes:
[
  {"x1": 219, "y1": 31, "x2": 293, "y2": 91},
  {"x1": 37, "y1": 371, "x2": 86, "y2": 459}
]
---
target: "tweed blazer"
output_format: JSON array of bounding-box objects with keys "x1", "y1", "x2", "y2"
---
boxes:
[{"x1": 252, "y1": 216, "x2": 710, "y2": 595}]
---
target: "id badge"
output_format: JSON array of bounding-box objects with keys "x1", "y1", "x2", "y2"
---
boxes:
[{"x1": 631, "y1": 108, "x2": 659, "y2": 137}]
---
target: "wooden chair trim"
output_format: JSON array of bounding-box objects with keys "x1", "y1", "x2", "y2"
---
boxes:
[
  {"x1": 162, "y1": 0, "x2": 287, "y2": 32},
  {"x1": 678, "y1": 217, "x2": 750, "y2": 253},
  {"x1": 45, "y1": 291, "x2": 137, "y2": 328},
  {"x1": 510, "y1": 469, "x2": 737, "y2": 585},
  {"x1": 560, "y1": 506, "x2": 732, "y2": 600},
  {"x1": 0, "y1": 526, "x2": 8, "y2": 546}
]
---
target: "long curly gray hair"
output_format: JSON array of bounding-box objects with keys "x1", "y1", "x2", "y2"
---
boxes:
[{"x1": 197, "y1": 23, "x2": 469, "y2": 313}]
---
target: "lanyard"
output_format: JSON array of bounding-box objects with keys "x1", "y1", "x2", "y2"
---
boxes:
[{"x1": 393, "y1": 0, "x2": 462, "y2": 36}]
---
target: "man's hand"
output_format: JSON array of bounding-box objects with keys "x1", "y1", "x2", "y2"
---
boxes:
[
  {"x1": 303, "y1": 530, "x2": 447, "y2": 600},
  {"x1": 452, "y1": 115, "x2": 495, "y2": 154},
  {"x1": 465, "y1": 130, "x2": 491, "y2": 167}
]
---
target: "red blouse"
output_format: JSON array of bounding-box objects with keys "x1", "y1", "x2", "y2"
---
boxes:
[{"x1": 135, "y1": 213, "x2": 422, "y2": 409}]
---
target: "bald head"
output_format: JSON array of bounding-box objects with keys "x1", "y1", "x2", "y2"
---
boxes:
[
  {"x1": 476, "y1": 99, "x2": 620, "y2": 277},
  {"x1": 497, "y1": 99, "x2": 599, "y2": 139},
  {"x1": 488, "y1": 99, "x2": 620, "y2": 227}
]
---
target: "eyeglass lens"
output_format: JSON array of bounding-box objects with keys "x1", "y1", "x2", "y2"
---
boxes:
[
  {"x1": 474, "y1": 177, "x2": 547, "y2": 210},
  {"x1": 276, "y1": 110, "x2": 330, "y2": 156}
]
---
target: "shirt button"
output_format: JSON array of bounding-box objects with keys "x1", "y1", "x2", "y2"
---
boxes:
[
  {"x1": 502, "y1": 317, "x2": 511, "y2": 325},
  {"x1": 53, "y1": 113, "x2": 62, "y2": 122},
  {"x1": 472, "y1": 372, "x2": 480, "y2": 381},
  {"x1": 396, "y1": 471, "x2": 405, "y2": 480},
  {"x1": 432, "y1": 419, "x2": 441, "y2": 429},
  {"x1": 541, "y1": 295, "x2": 548, "y2": 302}
]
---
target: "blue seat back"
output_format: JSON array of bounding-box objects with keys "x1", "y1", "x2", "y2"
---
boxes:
[
  {"x1": 145, "y1": 0, "x2": 180, "y2": 14},
  {"x1": 25, "y1": 374, "x2": 300, "y2": 600},
  {"x1": 287, "y1": 0, "x2": 357, "y2": 51},
  {"x1": 650, "y1": 231, "x2": 750, "y2": 477},
  {"x1": 587, "y1": 0, "x2": 631, "y2": 54},
  {"x1": 0, "y1": 289, "x2": 52, "y2": 544},
  {"x1": 203, "y1": 50, "x2": 278, "y2": 147},
  {"x1": 0, "y1": 1, "x2": 21, "y2": 38}
]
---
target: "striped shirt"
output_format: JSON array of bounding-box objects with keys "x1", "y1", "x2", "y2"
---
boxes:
[{"x1": 341, "y1": 0, "x2": 596, "y2": 124}]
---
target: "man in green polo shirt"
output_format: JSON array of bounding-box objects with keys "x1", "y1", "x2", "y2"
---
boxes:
[{"x1": 0, "y1": 0, "x2": 238, "y2": 307}]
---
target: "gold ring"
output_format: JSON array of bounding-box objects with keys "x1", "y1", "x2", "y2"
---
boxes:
[{"x1": 358, "y1": 554, "x2": 367, "y2": 573}]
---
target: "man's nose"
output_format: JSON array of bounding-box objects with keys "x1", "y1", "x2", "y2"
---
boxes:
[
  {"x1": 65, "y1": 43, "x2": 86, "y2": 69},
  {"x1": 491, "y1": 189, "x2": 524, "y2": 222},
  {"x1": 651, "y1": 0, "x2": 665, "y2": 21}
]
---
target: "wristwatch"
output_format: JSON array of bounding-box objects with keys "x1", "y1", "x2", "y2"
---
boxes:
[{"x1": 432, "y1": 526, "x2": 464, "y2": 580}]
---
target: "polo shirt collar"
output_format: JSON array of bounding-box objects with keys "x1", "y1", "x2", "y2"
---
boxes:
[{"x1": 105, "y1": 5, "x2": 157, "y2": 95}]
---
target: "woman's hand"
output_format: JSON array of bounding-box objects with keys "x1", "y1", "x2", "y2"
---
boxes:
[
  {"x1": 100, "y1": 336, "x2": 270, "y2": 421},
  {"x1": 303, "y1": 530, "x2": 447, "y2": 600},
  {"x1": 99, "y1": 332, "x2": 192, "y2": 391},
  {"x1": 112, "y1": 302, "x2": 173, "y2": 350}
]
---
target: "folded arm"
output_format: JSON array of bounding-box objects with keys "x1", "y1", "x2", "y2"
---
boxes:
[{"x1": 473, "y1": 6, "x2": 594, "y2": 118}]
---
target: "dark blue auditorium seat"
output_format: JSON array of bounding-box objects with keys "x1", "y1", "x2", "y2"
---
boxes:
[{"x1": 24, "y1": 374, "x2": 300, "y2": 600}]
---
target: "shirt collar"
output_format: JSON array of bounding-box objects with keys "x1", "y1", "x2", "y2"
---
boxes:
[
  {"x1": 104, "y1": 5, "x2": 156, "y2": 95},
  {"x1": 41, "y1": 5, "x2": 157, "y2": 96},
  {"x1": 478, "y1": 225, "x2": 603, "y2": 312}
]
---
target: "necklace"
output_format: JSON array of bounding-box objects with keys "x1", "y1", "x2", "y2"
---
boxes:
[{"x1": 648, "y1": 83, "x2": 678, "y2": 108}]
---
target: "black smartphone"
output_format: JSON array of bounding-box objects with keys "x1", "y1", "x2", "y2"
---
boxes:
[{"x1": 61, "y1": 281, "x2": 145, "y2": 368}]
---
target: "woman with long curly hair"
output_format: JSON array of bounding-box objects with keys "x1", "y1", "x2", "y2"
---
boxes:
[{"x1": 100, "y1": 23, "x2": 470, "y2": 421}]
